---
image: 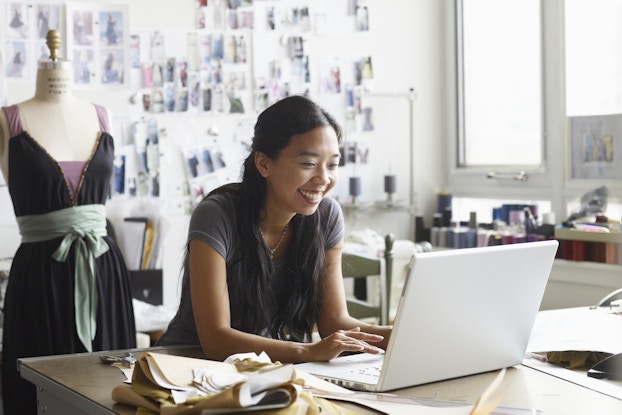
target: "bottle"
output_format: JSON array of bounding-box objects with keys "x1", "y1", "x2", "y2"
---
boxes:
[
  {"x1": 430, "y1": 213, "x2": 442, "y2": 247},
  {"x1": 467, "y1": 211, "x2": 478, "y2": 248}
]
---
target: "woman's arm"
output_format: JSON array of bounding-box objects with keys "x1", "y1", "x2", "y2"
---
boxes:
[
  {"x1": 190, "y1": 239, "x2": 388, "y2": 363},
  {"x1": 189, "y1": 239, "x2": 304, "y2": 362}
]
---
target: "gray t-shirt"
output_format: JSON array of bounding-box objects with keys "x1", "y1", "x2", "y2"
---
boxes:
[{"x1": 157, "y1": 190, "x2": 344, "y2": 347}]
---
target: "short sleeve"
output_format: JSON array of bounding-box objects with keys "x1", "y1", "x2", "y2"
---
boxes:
[
  {"x1": 187, "y1": 193, "x2": 237, "y2": 260},
  {"x1": 321, "y1": 196, "x2": 345, "y2": 249}
]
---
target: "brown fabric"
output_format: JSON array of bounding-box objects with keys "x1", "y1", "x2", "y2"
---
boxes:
[
  {"x1": 546, "y1": 351, "x2": 613, "y2": 369},
  {"x1": 113, "y1": 352, "x2": 364, "y2": 415}
]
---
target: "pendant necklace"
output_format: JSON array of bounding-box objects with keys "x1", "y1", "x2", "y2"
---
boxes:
[{"x1": 262, "y1": 222, "x2": 290, "y2": 260}]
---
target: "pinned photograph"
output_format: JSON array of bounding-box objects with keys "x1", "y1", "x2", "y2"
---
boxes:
[
  {"x1": 100, "y1": 11, "x2": 123, "y2": 46},
  {"x1": 36, "y1": 4, "x2": 61, "y2": 40},
  {"x1": 72, "y1": 10, "x2": 94, "y2": 46},
  {"x1": 356, "y1": 2, "x2": 369, "y2": 31},
  {"x1": 6, "y1": 2, "x2": 29, "y2": 39},
  {"x1": 5, "y1": 40, "x2": 27, "y2": 78},
  {"x1": 101, "y1": 49, "x2": 124, "y2": 84},
  {"x1": 73, "y1": 48, "x2": 94, "y2": 84}
]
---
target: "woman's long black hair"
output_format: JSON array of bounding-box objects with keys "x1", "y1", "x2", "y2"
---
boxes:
[{"x1": 212, "y1": 95, "x2": 343, "y2": 342}]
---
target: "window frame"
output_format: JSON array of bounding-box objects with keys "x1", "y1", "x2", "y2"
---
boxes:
[
  {"x1": 457, "y1": 0, "x2": 545, "y2": 170},
  {"x1": 444, "y1": 0, "x2": 619, "y2": 220}
]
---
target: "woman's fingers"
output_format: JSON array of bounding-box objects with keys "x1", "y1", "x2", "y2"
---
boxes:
[
  {"x1": 308, "y1": 327, "x2": 388, "y2": 361},
  {"x1": 343, "y1": 327, "x2": 384, "y2": 343},
  {"x1": 324, "y1": 329, "x2": 385, "y2": 356}
]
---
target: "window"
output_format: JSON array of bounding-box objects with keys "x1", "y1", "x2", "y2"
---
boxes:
[
  {"x1": 458, "y1": 0, "x2": 542, "y2": 167},
  {"x1": 448, "y1": 0, "x2": 621, "y2": 224},
  {"x1": 565, "y1": 0, "x2": 622, "y2": 117},
  {"x1": 565, "y1": 0, "x2": 622, "y2": 182}
]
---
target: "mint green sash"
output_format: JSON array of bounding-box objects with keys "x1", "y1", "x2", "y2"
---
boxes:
[{"x1": 17, "y1": 204, "x2": 110, "y2": 352}]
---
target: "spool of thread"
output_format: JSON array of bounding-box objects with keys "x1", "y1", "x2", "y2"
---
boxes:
[
  {"x1": 446, "y1": 227, "x2": 455, "y2": 248},
  {"x1": 349, "y1": 176, "x2": 361, "y2": 197},
  {"x1": 384, "y1": 174, "x2": 396, "y2": 194},
  {"x1": 442, "y1": 206, "x2": 452, "y2": 227},
  {"x1": 432, "y1": 213, "x2": 442, "y2": 227},
  {"x1": 466, "y1": 228, "x2": 477, "y2": 248},
  {"x1": 468, "y1": 211, "x2": 477, "y2": 229},
  {"x1": 454, "y1": 228, "x2": 468, "y2": 248},
  {"x1": 438, "y1": 227, "x2": 448, "y2": 247},
  {"x1": 415, "y1": 216, "x2": 425, "y2": 242},
  {"x1": 508, "y1": 210, "x2": 524, "y2": 226},
  {"x1": 430, "y1": 227, "x2": 440, "y2": 247},
  {"x1": 437, "y1": 192, "x2": 452, "y2": 213},
  {"x1": 477, "y1": 230, "x2": 489, "y2": 247}
]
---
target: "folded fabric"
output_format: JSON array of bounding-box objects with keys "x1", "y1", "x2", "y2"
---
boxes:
[
  {"x1": 111, "y1": 352, "x2": 362, "y2": 414},
  {"x1": 546, "y1": 350, "x2": 613, "y2": 369}
]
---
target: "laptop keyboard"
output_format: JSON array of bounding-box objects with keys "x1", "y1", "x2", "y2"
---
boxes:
[{"x1": 350, "y1": 364, "x2": 381, "y2": 378}]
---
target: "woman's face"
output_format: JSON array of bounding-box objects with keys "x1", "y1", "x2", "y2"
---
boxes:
[{"x1": 257, "y1": 125, "x2": 340, "y2": 217}]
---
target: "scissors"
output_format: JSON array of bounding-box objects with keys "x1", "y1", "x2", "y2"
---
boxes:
[{"x1": 99, "y1": 352, "x2": 136, "y2": 368}]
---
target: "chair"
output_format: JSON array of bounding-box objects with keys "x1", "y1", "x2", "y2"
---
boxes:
[
  {"x1": 342, "y1": 233, "x2": 394, "y2": 325},
  {"x1": 596, "y1": 288, "x2": 622, "y2": 308}
]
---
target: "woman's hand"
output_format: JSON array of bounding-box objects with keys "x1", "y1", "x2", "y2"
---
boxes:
[{"x1": 304, "y1": 327, "x2": 384, "y2": 362}]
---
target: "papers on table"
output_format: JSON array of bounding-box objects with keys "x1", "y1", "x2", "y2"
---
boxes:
[
  {"x1": 527, "y1": 307, "x2": 622, "y2": 355},
  {"x1": 524, "y1": 306, "x2": 622, "y2": 401},
  {"x1": 111, "y1": 351, "x2": 532, "y2": 415}
]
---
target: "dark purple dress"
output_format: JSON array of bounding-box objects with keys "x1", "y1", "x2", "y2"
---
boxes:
[{"x1": 1, "y1": 104, "x2": 136, "y2": 415}]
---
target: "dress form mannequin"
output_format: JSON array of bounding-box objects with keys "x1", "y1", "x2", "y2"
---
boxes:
[
  {"x1": 1, "y1": 30, "x2": 135, "y2": 415},
  {"x1": 0, "y1": 29, "x2": 101, "y2": 179}
]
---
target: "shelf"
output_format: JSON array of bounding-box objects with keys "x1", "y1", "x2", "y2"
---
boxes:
[
  {"x1": 340, "y1": 201, "x2": 373, "y2": 211},
  {"x1": 341, "y1": 200, "x2": 415, "y2": 213},
  {"x1": 554, "y1": 227, "x2": 622, "y2": 243},
  {"x1": 542, "y1": 259, "x2": 622, "y2": 310},
  {"x1": 553, "y1": 258, "x2": 622, "y2": 272},
  {"x1": 373, "y1": 200, "x2": 414, "y2": 211}
]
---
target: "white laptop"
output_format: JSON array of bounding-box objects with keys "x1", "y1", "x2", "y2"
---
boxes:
[{"x1": 296, "y1": 239, "x2": 559, "y2": 392}]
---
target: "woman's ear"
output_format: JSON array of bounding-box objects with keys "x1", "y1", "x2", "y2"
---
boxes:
[{"x1": 255, "y1": 151, "x2": 270, "y2": 178}]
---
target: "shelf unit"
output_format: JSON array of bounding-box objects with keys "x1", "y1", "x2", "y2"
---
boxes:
[
  {"x1": 541, "y1": 227, "x2": 622, "y2": 310},
  {"x1": 554, "y1": 227, "x2": 622, "y2": 264},
  {"x1": 554, "y1": 227, "x2": 622, "y2": 243}
]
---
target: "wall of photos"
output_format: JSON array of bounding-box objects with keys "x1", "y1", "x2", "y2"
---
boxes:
[{"x1": 1, "y1": 0, "x2": 438, "y2": 307}]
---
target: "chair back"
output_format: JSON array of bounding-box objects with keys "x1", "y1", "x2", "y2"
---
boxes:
[{"x1": 342, "y1": 233, "x2": 394, "y2": 325}]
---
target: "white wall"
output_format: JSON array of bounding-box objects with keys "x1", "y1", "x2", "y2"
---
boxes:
[{"x1": 0, "y1": 0, "x2": 445, "y2": 308}]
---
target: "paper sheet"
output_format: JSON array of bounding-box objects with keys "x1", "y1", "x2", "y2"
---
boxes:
[
  {"x1": 522, "y1": 358, "x2": 622, "y2": 400},
  {"x1": 523, "y1": 307, "x2": 622, "y2": 402},
  {"x1": 527, "y1": 307, "x2": 622, "y2": 354}
]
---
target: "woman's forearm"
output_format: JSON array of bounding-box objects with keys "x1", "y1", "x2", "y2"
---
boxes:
[{"x1": 198, "y1": 326, "x2": 311, "y2": 363}]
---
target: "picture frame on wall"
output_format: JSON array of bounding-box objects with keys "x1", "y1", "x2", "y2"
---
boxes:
[{"x1": 570, "y1": 114, "x2": 622, "y2": 180}]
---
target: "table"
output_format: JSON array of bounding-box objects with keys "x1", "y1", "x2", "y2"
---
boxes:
[
  {"x1": 18, "y1": 345, "x2": 622, "y2": 415},
  {"x1": 19, "y1": 345, "x2": 204, "y2": 415}
]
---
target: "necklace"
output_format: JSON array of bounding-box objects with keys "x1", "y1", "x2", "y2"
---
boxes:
[{"x1": 261, "y1": 222, "x2": 290, "y2": 260}]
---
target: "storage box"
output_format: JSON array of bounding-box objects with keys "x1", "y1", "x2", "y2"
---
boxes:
[{"x1": 128, "y1": 269, "x2": 163, "y2": 306}]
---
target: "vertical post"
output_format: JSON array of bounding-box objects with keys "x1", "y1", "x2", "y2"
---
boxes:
[{"x1": 408, "y1": 87, "x2": 417, "y2": 241}]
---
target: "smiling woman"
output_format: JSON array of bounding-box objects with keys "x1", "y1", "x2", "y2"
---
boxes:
[{"x1": 156, "y1": 95, "x2": 392, "y2": 363}]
